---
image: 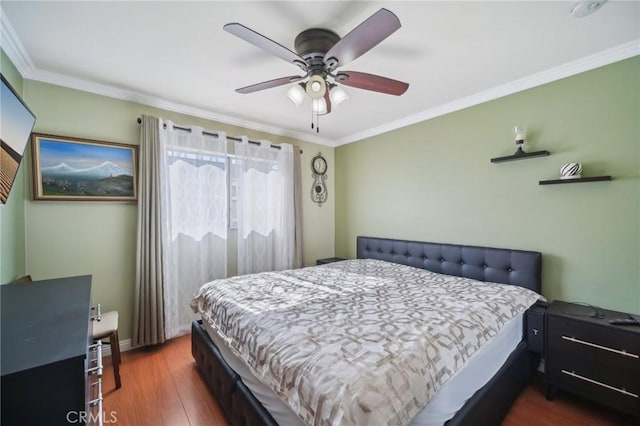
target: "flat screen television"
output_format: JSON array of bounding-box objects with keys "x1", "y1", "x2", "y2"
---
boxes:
[{"x1": 1, "y1": 73, "x2": 36, "y2": 204}]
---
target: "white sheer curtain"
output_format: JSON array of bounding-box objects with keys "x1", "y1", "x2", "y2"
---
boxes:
[
  {"x1": 159, "y1": 121, "x2": 228, "y2": 339},
  {"x1": 235, "y1": 138, "x2": 297, "y2": 274}
]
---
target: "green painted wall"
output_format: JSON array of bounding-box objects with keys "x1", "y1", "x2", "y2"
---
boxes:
[
  {"x1": 0, "y1": 49, "x2": 27, "y2": 284},
  {"x1": 335, "y1": 57, "x2": 640, "y2": 314},
  {"x1": 21, "y1": 80, "x2": 335, "y2": 341},
  {"x1": 8, "y1": 54, "x2": 638, "y2": 346}
]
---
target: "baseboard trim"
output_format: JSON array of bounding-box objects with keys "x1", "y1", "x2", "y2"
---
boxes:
[{"x1": 101, "y1": 338, "x2": 133, "y2": 357}]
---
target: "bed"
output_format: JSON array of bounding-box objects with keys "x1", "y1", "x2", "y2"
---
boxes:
[{"x1": 191, "y1": 236, "x2": 544, "y2": 425}]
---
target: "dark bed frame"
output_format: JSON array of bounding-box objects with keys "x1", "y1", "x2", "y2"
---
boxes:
[{"x1": 192, "y1": 236, "x2": 544, "y2": 425}]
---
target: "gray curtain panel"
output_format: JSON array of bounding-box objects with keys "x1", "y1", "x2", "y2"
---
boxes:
[
  {"x1": 293, "y1": 146, "x2": 303, "y2": 268},
  {"x1": 133, "y1": 114, "x2": 166, "y2": 346}
]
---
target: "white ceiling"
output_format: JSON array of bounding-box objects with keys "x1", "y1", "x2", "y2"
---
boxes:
[{"x1": 2, "y1": 1, "x2": 639, "y2": 147}]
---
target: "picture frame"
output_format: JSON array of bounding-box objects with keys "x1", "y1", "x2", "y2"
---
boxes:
[
  {"x1": 31, "y1": 133, "x2": 138, "y2": 201},
  {"x1": 1, "y1": 74, "x2": 36, "y2": 205}
]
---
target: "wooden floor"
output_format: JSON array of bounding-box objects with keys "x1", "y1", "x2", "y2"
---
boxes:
[{"x1": 104, "y1": 335, "x2": 637, "y2": 425}]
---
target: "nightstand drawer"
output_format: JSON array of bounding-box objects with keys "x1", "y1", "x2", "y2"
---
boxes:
[
  {"x1": 547, "y1": 363, "x2": 639, "y2": 416},
  {"x1": 548, "y1": 315, "x2": 640, "y2": 357},
  {"x1": 547, "y1": 346, "x2": 639, "y2": 396},
  {"x1": 547, "y1": 315, "x2": 640, "y2": 397}
]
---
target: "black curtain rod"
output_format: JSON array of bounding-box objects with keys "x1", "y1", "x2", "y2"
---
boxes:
[{"x1": 136, "y1": 117, "x2": 302, "y2": 153}]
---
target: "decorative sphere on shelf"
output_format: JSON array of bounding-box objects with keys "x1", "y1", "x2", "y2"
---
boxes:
[{"x1": 560, "y1": 162, "x2": 582, "y2": 179}]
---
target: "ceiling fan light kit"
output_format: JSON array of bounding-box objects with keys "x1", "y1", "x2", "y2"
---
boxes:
[
  {"x1": 312, "y1": 98, "x2": 328, "y2": 115},
  {"x1": 329, "y1": 85, "x2": 349, "y2": 106},
  {"x1": 223, "y1": 8, "x2": 409, "y2": 132},
  {"x1": 286, "y1": 84, "x2": 306, "y2": 106},
  {"x1": 306, "y1": 74, "x2": 327, "y2": 99}
]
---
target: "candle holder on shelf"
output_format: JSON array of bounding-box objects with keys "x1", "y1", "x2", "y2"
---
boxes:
[
  {"x1": 490, "y1": 125, "x2": 550, "y2": 163},
  {"x1": 514, "y1": 126, "x2": 527, "y2": 154}
]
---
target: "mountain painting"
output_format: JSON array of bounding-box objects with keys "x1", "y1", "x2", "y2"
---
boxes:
[{"x1": 32, "y1": 134, "x2": 138, "y2": 201}]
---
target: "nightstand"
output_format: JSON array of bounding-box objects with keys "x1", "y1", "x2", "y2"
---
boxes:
[
  {"x1": 316, "y1": 257, "x2": 346, "y2": 265},
  {"x1": 545, "y1": 300, "x2": 640, "y2": 418}
]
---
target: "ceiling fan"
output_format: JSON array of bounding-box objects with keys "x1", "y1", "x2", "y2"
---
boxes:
[{"x1": 224, "y1": 8, "x2": 409, "y2": 130}]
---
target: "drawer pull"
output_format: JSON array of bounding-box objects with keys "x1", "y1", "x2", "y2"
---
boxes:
[
  {"x1": 561, "y1": 335, "x2": 639, "y2": 359},
  {"x1": 87, "y1": 341, "x2": 103, "y2": 376},
  {"x1": 89, "y1": 378, "x2": 103, "y2": 426},
  {"x1": 91, "y1": 303, "x2": 102, "y2": 322},
  {"x1": 561, "y1": 370, "x2": 639, "y2": 398}
]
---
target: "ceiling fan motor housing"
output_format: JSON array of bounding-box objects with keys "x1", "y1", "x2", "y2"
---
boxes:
[{"x1": 294, "y1": 28, "x2": 340, "y2": 62}]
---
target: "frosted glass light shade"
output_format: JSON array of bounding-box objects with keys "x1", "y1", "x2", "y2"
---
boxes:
[
  {"x1": 329, "y1": 85, "x2": 349, "y2": 106},
  {"x1": 306, "y1": 75, "x2": 326, "y2": 99},
  {"x1": 286, "y1": 84, "x2": 305, "y2": 106},
  {"x1": 312, "y1": 98, "x2": 327, "y2": 114}
]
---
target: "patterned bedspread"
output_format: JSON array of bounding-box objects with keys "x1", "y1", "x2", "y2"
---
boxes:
[{"x1": 191, "y1": 259, "x2": 541, "y2": 426}]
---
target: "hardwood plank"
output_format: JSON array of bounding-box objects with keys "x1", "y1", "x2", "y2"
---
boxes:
[
  {"x1": 105, "y1": 336, "x2": 637, "y2": 425},
  {"x1": 104, "y1": 348, "x2": 174, "y2": 425},
  {"x1": 503, "y1": 374, "x2": 638, "y2": 426},
  {"x1": 162, "y1": 335, "x2": 227, "y2": 426},
  {"x1": 104, "y1": 335, "x2": 228, "y2": 426}
]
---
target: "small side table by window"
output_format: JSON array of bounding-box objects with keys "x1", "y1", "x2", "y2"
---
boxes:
[{"x1": 316, "y1": 257, "x2": 346, "y2": 265}]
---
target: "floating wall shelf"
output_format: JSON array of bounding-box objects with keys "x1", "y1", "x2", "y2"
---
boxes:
[
  {"x1": 539, "y1": 176, "x2": 612, "y2": 185},
  {"x1": 490, "y1": 150, "x2": 550, "y2": 163}
]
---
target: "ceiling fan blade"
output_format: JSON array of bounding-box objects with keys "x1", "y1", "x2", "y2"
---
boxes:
[
  {"x1": 336, "y1": 71, "x2": 409, "y2": 96},
  {"x1": 323, "y1": 8, "x2": 401, "y2": 71},
  {"x1": 224, "y1": 23, "x2": 307, "y2": 71},
  {"x1": 236, "y1": 76, "x2": 303, "y2": 94}
]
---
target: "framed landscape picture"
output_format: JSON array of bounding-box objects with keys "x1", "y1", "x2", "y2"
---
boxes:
[{"x1": 32, "y1": 134, "x2": 138, "y2": 201}]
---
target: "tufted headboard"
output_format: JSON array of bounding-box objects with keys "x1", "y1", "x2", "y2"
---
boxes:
[{"x1": 357, "y1": 236, "x2": 542, "y2": 293}]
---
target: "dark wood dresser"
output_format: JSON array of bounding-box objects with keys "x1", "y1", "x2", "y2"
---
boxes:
[
  {"x1": 1, "y1": 275, "x2": 99, "y2": 425},
  {"x1": 545, "y1": 300, "x2": 640, "y2": 418}
]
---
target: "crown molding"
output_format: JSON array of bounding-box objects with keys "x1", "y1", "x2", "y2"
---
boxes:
[
  {"x1": 0, "y1": 7, "x2": 35, "y2": 76},
  {"x1": 0, "y1": 6, "x2": 332, "y2": 147},
  {"x1": 335, "y1": 39, "x2": 640, "y2": 146},
  {"x1": 2, "y1": 3, "x2": 637, "y2": 149},
  {"x1": 26, "y1": 68, "x2": 333, "y2": 146}
]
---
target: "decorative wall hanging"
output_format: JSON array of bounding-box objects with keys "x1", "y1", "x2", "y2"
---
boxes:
[
  {"x1": 1, "y1": 74, "x2": 36, "y2": 205},
  {"x1": 32, "y1": 133, "x2": 138, "y2": 201},
  {"x1": 310, "y1": 152, "x2": 327, "y2": 206}
]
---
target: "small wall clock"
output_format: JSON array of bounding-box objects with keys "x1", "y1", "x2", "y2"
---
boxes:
[{"x1": 311, "y1": 152, "x2": 328, "y2": 206}]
